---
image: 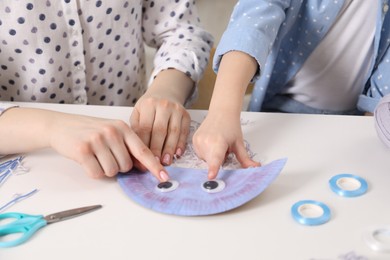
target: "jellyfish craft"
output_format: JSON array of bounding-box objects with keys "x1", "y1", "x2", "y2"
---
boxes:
[{"x1": 117, "y1": 158, "x2": 287, "y2": 216}]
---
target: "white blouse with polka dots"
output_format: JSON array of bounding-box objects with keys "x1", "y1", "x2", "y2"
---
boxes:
[{"x1": 0, "y1": 0, "x2": 213, "y2": 108}]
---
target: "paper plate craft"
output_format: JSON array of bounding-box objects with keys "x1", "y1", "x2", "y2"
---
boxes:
[
  {"x1": 170, "y1": 120, "x2": 258, "y2": 170},
  {"x1": 117, "y1": 158, "x2": 287, "y2": 216}
]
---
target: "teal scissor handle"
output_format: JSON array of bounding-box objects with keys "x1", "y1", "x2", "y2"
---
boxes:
[{"x1": 0, "y1": 212, "x2": 47, "y2": 247}]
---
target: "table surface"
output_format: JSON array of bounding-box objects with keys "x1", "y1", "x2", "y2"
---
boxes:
[{"x1": 1, "y1": 102, "x2": 389, "y2": 260}]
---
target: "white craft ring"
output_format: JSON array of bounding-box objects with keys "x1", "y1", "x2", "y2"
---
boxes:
[
  {"x1": 364, "y1": 226, "x2": 390, "y2": 253},
  {"x1": 329, "y1": 173, "x2": 368, "y2": 197},
  {"x1": 291, "y1": 200, "x2": 331, "y2": 226}
]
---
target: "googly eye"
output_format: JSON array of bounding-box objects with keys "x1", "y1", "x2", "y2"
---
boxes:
[
  {"x1": 156, "y1": 180, "x2": 179, "y2": 193},
  {"x1": 201, "y1": 179, "x2": 225, "y2": 193}
]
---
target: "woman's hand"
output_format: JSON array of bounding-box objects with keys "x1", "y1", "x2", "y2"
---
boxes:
[
  {"x1": 0, "y1": 108, "x2": 169, "y2": 181},
  {"x1": 131, "y1": 95, "x2": 190, "y2": 166},
  {"x1": 50, "y1": 113, "x2": 169, "y2": 180},
  {"x1": 130, "y1": 69, "x2": 193, "y2": 166}
]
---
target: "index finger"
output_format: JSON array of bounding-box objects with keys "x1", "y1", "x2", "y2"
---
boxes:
[
  {"x1": 205, "y1": 146, "x2": 228, "y2": 180},
  {"x1": 124, "y1": 131, "x2": 169, "y2": 182}
]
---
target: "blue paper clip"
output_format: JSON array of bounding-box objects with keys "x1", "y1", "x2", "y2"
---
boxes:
[
  {"x1": 0, "y1": 189, "x2": 39, "y2": 213},
  {"x1": 0, "y1": 156, "x2": 27, "y2": 187}
]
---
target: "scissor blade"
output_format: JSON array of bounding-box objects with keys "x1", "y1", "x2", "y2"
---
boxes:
[{"x1": 44, "y1": 205, "x2": 102, "y2": 224}]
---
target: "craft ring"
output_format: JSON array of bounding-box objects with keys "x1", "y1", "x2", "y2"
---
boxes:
[
  {"x1": 291, "y1": 200, "x2": 331, "y2": 226},
  {"x1": 329, "y1": 173, "x2": 368, "y2": 197},
  {"x1": 364, "y1": 226, "x2": 390, "y2": 253}
]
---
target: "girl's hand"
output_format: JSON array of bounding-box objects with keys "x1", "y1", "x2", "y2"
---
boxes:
[{"x1": 192, "y1": 113, "x2": 260, "y2": 180}]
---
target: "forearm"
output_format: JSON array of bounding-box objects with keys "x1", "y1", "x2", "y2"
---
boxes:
[
  {"x1": 209, "y1": 51, "x2": 258, "y2": 118},
  {"x1": 0, "y1": 108, "x2": 55, "y2": 154},
  {"x1": 145, "y1": 69, "x2": 195, "y2": 105}
]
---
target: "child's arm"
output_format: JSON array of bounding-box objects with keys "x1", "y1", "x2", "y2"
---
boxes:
[
  {"x1": 0, "y1": 107, "x2": 169, "y2": 181},
  {"x1": 130, "y1": 69, "x2": 193, "y2": 165},
  {"x1": 193, "y1": 51, "x2": 260, "y2": 180}
]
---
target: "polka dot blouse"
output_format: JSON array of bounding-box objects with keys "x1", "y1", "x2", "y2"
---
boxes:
[{"x1": 0, "y1": 0, "x2": 213, "y2": 106}]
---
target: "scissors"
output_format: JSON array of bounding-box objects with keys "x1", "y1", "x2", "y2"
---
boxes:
[{"x1": 0, "y1": 204, "x2": 102, "y2": 247}]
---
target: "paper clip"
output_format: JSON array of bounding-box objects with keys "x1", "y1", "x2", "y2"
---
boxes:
[
  {"x1": 0, "y1": 189, "x2": 39, "y2": 213},
  {"x1": 0, "y1": 156, "x2": 28, "y2": 187}
]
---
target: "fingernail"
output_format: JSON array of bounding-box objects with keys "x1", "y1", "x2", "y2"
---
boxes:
[
  {"x1": 175, "y1": 148, "x2": 183, "y2": 157},
  {"x1": 155, "y1": 156, "x2": 160, "y2": 162},
  {"x1": 162, "y1": 154, "x2": 170, "y2": 165},
  {"x1": 159, "y1": 171, "x2": 169, "y2": 182}
]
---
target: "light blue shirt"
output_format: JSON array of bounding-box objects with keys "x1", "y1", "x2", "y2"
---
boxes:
[{"x1": 214, "y1": 0, "x2": 390, "y2": 114}]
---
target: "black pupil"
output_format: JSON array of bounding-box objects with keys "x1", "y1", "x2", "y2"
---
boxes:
[
  {"x1": 203, "y1": 181, "x2": 218, "y2": 190},
  {"x1": 157, "y1": 181, "x2": 173, "y2": 189}
]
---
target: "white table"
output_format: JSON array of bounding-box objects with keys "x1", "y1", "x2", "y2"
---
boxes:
[{"x1": 1, "y1": 102, "x2": 389, "y2": 260}]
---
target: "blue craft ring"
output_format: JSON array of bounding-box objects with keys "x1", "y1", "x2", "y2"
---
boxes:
[
  {"x1": 291, "y1": 200, "x2": 331, "y2": 226},
  {"x1": 329, "y1": 173, "x2": 368, "y2": 197}
]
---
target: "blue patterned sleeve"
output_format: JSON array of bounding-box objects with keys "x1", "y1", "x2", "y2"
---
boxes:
[
  {"x1": 358, "y1": 18, "x2": 390, "y2": 113},
  {"x1": 357, "y1": 51, "x2": 390, "y2": 113},
  {"x1": 213, "y1": 0, "x2": 291, "y2": 80}
]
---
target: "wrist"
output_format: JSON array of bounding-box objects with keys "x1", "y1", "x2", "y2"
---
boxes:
[{"x1": 149, "y1": 69, "x2": 194, "y2": 105}]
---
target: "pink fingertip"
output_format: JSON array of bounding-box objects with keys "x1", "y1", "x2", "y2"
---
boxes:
[
  {"x1": 159, "y1": 171, "x2": 169, "y2": 182},
  {"x1": 175, "y1": 147, "x2": 183, "y2": 157},
  {"x1": 162, "y1": 154, "x2": 170, "y2": 165},
  {"x1": 208, "y1": 171, "x2": 217, "y2": 180}
]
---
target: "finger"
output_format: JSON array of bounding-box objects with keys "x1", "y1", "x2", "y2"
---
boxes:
[
  {"x1": 93, "y1": 145, "x2": 120, "y2": 177},
  {"x1": 207, "y1": 164, "x2": 221, "y2": 180},
  {"x1": 233, "y1": 142, "x2": 261, "y2": 168},
  {"x1": 79, "y1": 155, "x2": 105, "y2": 179},
  {"x1": 73, "y1": 142, "x2": 105, "y2": 178},
  {"x1": 125, "y1": 131, "x2": 169, "y2": 182},
  {"x1": 98, "y1": 123, "x2": 135, "y2": 173},
  {"x1": 109, "y1": 141, "x2": 134, "y2": 173},
  {"x1": 132, "y1": 156, "x2": 148, "y2": 172},
  {"x1": 206, "y1": 145, "x2": 228, "y2": 180},
  {"x1": 175, "y1": 112, "x2": 190, "y2": 157},
  {"x1": 132, "y1": 105, "x2": 156, "y2": 148},
  {"x1": 160, "y1": 112, "x2": 183, "y2": 165},
  {"x1": 149, "y1": 108, "x2": 170, "y2": 162}
]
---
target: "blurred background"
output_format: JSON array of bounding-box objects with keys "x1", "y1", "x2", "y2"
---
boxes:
[
  {"x1": 197, "y1": 0, "x2": 237, "y2": 46},
  {"x1": 146, "y1": 1, "x2": 242, "y2": 110}
]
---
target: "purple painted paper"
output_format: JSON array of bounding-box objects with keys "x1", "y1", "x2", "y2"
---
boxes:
[
  {"x1": 374, "y1": 93, "x2": 390, "y2": 148},
  {"x1": 117, "y1": 158, "x2": 287, "y2": 216}
]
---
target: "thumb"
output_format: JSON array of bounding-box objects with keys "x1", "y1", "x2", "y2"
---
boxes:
[{"x1": 234, "y1": 142, "x2": 261, "y2": 168}]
